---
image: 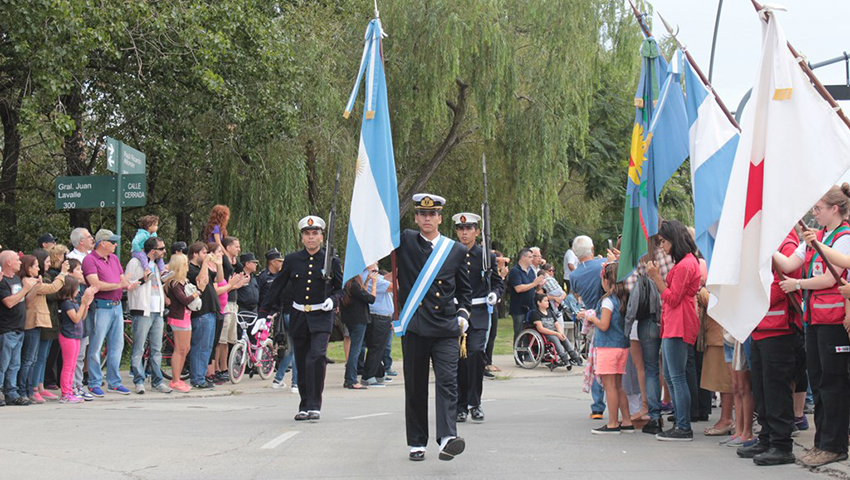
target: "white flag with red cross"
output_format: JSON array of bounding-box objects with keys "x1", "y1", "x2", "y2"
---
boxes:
[{"x1": 706, "y1": 10, "x2": 850, "y2": 341}]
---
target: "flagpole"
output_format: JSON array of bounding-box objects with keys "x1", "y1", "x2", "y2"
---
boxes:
[
  {"x1": 627, "y1": 1, "x2": 651, "y2": 38},
  {"x1": 751, "y1": 0, "x2": 850, "y2": 131},
  {"x1": 657, "y1": 13, "x2": 740, "y2": 130},
  {"x1": 797, "y1": 220, "x2": 846, "y2": 285}
]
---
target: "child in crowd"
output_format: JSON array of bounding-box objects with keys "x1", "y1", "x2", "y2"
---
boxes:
[
  {"x1": 56, "y1": 277, "x2": 96, "y2": 404},
  {"x1": 587, "y1": 262, "x2": 633, "y2": 434},
  {"x1": 529, "y1": 293, "x2": 583, "y2": 368},
  {"x1": 131, "y1": 215, "x2": 167, "y2": 272}
]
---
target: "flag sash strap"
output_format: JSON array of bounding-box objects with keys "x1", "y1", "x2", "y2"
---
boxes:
[
  {"x1": 393, "y1": 236, "x2": 455, "y2": 336},
  {"x1": 806, "y1": 225, "x2": 850, "y2": 277}
]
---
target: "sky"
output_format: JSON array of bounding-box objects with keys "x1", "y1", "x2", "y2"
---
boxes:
[{"x1": 644, "y1": 0, "x2": 850, "y2": 179}]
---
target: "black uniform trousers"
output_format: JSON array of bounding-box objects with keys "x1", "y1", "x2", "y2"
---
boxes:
[
  {"x1": 751, "y1": 333, "x2": 805, "y2": 453},
  {"x1": 807, "y1": 324, "x2": 850, "y2": 454},
  {"x1": 457, "y1": 328, "x2": 487, "y2": 411},
  {"x1": 291, "y1": 311, "x2": 331, "y2": 413},
  {"x1": 402, "y1": 330, "x2": 459, "y2": 447},
  {"x1": 363, "y1": 314, "x2": 392, "y2": 380}
]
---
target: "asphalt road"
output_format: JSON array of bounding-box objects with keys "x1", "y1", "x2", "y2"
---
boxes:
[{"x1": 0, "y1": 357, "x2": 832, "y2": 479}]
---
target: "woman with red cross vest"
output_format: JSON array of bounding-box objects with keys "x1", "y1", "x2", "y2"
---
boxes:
[{"x1": 773, "y1": 184, "x2": 850, "y2": 468}]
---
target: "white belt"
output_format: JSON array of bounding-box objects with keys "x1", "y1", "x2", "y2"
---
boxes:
[
  {"x1": 454, "y1": 297, "x2": 488, "y2": 305},
  {"x1": 292, "y1": 302, "x2": 324, "y2": 313}
]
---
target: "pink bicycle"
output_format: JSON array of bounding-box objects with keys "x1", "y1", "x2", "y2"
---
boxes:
[{"x1": 228, "y1": 311, "x2": 275, "y2": 383}]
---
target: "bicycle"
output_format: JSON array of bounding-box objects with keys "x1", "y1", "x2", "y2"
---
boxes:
[
  {"x1": 100, "y1": 313, "x2": 189, "y2": 381},
  {"x1": 228, "y1": 311, "x2": 275, "y2": 383}
]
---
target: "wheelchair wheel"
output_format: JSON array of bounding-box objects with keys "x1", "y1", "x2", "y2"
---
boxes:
[{"x1": 514, "y1": 329, "x2": 545, "y2": 369}]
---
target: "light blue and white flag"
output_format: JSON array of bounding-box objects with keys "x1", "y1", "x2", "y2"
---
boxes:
[
  {"x1": 342, "y1": 18, "x2": 400, "y2": 284},
  {"x1": 682, "y1": 50, "x2": 740, "y2": 268}
]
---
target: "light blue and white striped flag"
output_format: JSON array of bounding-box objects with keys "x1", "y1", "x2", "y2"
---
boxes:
[
  {"x1": 682, "y1": 50, "x2": 740, "y2": 268},
  {"x1": 342, "y1": 18, "x2": 400, "y2": 284}
]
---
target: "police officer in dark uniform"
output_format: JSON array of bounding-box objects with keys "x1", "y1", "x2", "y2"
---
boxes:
[
  {"x1": 452, "y1": 212, "x2": 504, "y2": 423},
  {"x1": 395, "y1": 194, "x2": 472, "y2": 461},
  {"x1": 257, "y1": 248, "x2": 284, "y2": 308},
  {"x1": 260, "y1": 216, "x2": 343, "y2": 421}
]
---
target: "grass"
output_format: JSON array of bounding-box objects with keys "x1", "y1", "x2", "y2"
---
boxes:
[{"x1": 326, "y1": 316, "x2": 516, "y2": 363}]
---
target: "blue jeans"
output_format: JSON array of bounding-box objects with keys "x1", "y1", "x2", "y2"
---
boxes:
[
  {"x1": 638, "y1": 320, "x2": 662, "y2": 420},
  {"x1": 0, "y1": 331, "x2": 24, "y2": 399},
  {"x1": 662, "y1": 337, "x2": 692, "y2": 431},
  {"x1": 189, "y1": 313, "x2": 216, "y2": 385},
  {"x1": 18, "y1": 328, "x2": 41, "y2": 397},
  {"x1": 591, "y1": 379, "x2": 606, "y2": 413},
  {"x1": 130, "y1": 312, "x2": 165, "y2": 387},
  {"x1": 88, "y1": 304, "x2": 125, "y2": 389},
  {"x1": 383, "y1": 327, "x2": 393, "y2": 370},
  {"x1": 274, "y1": 314, "x2": 297, "y2": 385},
  {"x1": 345, "y1": 323, "x2": 368, "y2": 385},
  {"x1": 34, "y1": 338, "x2": 51, "y2": 386}
]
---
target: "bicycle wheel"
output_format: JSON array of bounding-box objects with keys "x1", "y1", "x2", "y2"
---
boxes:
[
  {"x1": 256, "y1": 339, "x2": 275, "y2": 380},
  {"x1": 161, "y1": 327, "x2": 175, "y2": 380},
  {"x1": 228, "y1": 342, "x2": 247, "y2": 384}
]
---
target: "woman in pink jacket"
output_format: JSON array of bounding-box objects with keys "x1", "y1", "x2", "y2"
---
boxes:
[{"x1": 648, "y1": 220, "x2": 701, "y2": 442}]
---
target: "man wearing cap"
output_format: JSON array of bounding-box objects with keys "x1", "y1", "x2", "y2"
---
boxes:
[
  {"x1": 261, "y1": 216, "x2": 343, "y2": 421},
  {"x1": 394, "y1": 193, "x2": 472, "y2": 462},
  {"x1": 236, "y1": 253, "x2": 260, "y2": 313},
  {"x1": 452, "y1": 212, "x2": 504, "y2": 423},
  {"x1": 82, "y1": 229, "x2": 138, "y2": 396},
  {"x1": 37, "y1": 233, "x2": 57, "y2": 251}
]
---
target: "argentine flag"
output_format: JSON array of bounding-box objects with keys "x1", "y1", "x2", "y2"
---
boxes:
[
  {"x1": 682, "y1": 50, "x2": 740, "y2": 268},
  {"x1": 342, "y1": 18, "x2": 400, "y2": 284}
]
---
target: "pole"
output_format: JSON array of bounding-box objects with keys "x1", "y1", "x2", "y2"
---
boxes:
[
  {"x1": 627, "y1": 0, "x2": 651, "y2": 38},
  {"x1": 708, "y1": 0, "x2": 724, "y2": 83},
  {"x1": 772, "y1": 259, "x2": 804, "y2": 318},
  {"x1": 657, "y1": 13, "x2": 740, "y2": 130},
  {"x1": 751, "y1": 0, "x2": 850, "y2": 131},
  {"x1": 115, "y1": 142, "x2": 123, "y2": 261},
  {"x1": 797, "y1": 220, "x2": 845, "y2": 284}
]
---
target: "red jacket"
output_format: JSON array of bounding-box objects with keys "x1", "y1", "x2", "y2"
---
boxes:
[
  {"x1": 753, "y1": 232, "x2": 801, "y2": 341},
  {"x1": 660, "y1": 253, "x2": 701, "y2": 345}
]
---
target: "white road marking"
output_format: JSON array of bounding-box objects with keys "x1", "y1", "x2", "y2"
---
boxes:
[
  {"x1": 260, "y1": 431, "x2": 300, "y2": 450},
  {"x1": 346, "y1": 412, "x2": 393, "y2": 420},
  {"x1": 482, "y1": 399, "x2": 497, "y2": 403}
]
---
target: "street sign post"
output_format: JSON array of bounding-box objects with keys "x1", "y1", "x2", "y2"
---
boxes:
[
  {"x1": 58, "y1": 137, "x2": 147, "y2": 261},
  {"x1": 55, "y1": 174, "x2": 146, "y2": 210}
]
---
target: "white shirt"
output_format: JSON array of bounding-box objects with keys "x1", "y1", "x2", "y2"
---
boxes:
[
  {"x1": 563, "y1": 249, "x2": 578, "y2": 280},
  {"x1": 794, "y1": 227, "x2": 850, "y2": 276},
  {"x1": 420, "y1": 233, "x2": 441, "y2": 248},
  {"x1": 67, "y1": 248, "x2": 90, "y2": 262}
]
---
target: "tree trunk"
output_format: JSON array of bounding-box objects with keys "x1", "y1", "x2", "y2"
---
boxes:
[
  {"x1": 305, "y1": 139, "x2": 319, "y2": 215},
  {"x1": 0, "y1": 97, "x2": 21, "y2": 245},
  {"x1": 61, "y1": 85, "x2": 91, "y2": 230},
  {"x1": 398, "y1": 78, "x2": 477, "y2": 217}
]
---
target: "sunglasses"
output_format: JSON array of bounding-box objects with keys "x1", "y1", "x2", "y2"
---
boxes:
[{"x1": 154, "y1": 247, "x2": 166, "y2": 251}]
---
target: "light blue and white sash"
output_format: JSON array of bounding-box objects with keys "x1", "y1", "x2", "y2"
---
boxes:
[{"x1": 393, "y1": 235, "x2": 455, "y2": 336}]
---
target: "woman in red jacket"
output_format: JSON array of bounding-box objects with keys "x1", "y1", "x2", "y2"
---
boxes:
[
  {"x1": 773, "y1": 184, "x2": 850, "y2": 468},
  {"x1": 647, "y1": 220, "x2": 701, "y2": 442}
]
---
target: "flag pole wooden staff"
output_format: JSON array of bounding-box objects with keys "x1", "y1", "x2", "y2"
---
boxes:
[
  {"x1": 751, "y1": 0, "x2": 850, "y2": 131},
  {"x1": 656, "y1": 13, "x2": 740, "y2": 130},
  {"x1": 797, "y1": 220, "x2": 846, "y2": 285}
]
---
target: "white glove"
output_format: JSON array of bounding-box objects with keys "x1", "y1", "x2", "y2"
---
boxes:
[
  {"x1": 457, "y1": 316, "x2": 469, "y2": 333},
  {"x1": 486, "y1": 292, "x2": 498, "y2": 306},
  {"x1": 321, "y1": 298, "x2": 334, "y2": 311}
]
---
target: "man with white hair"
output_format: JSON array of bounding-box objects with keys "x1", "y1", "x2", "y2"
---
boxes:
[
  {"x1": 68, "y1": 228, "x2": 95, "y2": 262},
  {"x1": 569, "y1": 235, "x2": 607, "y2": 419},
  {"x1": 529, "y1": 247, "x2": 544, "y2": 275}
]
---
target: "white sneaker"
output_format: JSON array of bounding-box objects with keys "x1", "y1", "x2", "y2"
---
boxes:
[
  {"x1": 291, "y1": 385, "x2": 299, "y2": 394},
  {"x1": 272, "y1": 380, "x2": 285, "y2": 389},
  {"x1": 153, "y1": 383, "x2": 172, "y2": 394},
  {"x1": 135, "y1": 383, "x2": 146, "y2": 395}
]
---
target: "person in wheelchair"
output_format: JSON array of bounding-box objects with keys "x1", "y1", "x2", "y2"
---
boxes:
[{"x1": 529, "y1": 294, "x2": 582, "y2": 367}]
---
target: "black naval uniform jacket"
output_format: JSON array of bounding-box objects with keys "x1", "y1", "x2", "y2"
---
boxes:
[
  {"x1": 395, "y1": 229, "x2": 473, "y2": 338},
  {"x1": 260, "y1": 248, "x2": 343, "y2": 336},
  {"x1": 464, "y1": 244, "x2": 506, "y2": 330}
]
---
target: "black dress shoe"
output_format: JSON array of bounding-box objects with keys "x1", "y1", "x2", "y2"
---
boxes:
[
  {"x1": 294, "y1": 411, "x2": 309, "y2": 421},
  {"x1": 483, "y1": 370, "x2": 495, "y2": 379},
  {"x1": 439, "y1": 437, "x2": 466, "y2": 461},
  {"x1": 409, "y1": 450, "x2": 425, "y2": 461},
  {"x1": 753, "y1": 447, "x2": 795, "y2": 466},
  {"x1": 456, "y1": 411, "x2": 468, "y2": 422},
  {"x1": 737, "y1": 442, "x2": 770, "y2": 458},
  {"x1": 307, "y1": 411, "x2": 321, "y2": 421},
  {"x1": 470, "y1": 406, "x2": 484, "y2": 422},
  {"x1": 642, "y1": 419, "x2": 663, "y2": 435}
]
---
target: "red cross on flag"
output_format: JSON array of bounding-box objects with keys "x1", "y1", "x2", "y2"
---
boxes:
[{"x1": 706, "y1": 9, "x2": 850, "y2": 342}]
